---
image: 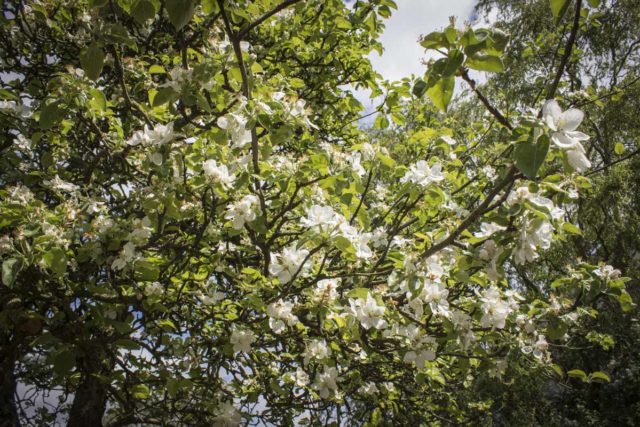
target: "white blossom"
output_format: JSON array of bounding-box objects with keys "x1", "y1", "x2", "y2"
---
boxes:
[
  {"x1": 314, "y1": 278, "x2": 340, "y2": 303},
  {"x1": 301, "y1": 205, "x2": 338, "y2": 230},
  {"x1": 225, "y1": 195, "x2": 260, "y2": 229},
  {"x1": 594, "y1": 265, "x2": 621, "y2": 280},
  {"x1": 313, "y1": 366, "x2": 339, "y2": 399},
  {"x1": 349, "y1": 294, "x2": 387, "y2": 330},
  {"x1": 479, "y1": 286, "x2": 513, "y2": 329},
  {"x1": 266, "y1": 299, "x2": 298, "y2": 333},
  {"x1": 269, "y1": 245, "x2": 310, "y2": 284},
  {"x1": 542, "y1": 100, "x2": 589, "y2": 149},
  {"x1": 230, "y1": 328, "x2": 256, "y2": 353},
  {"x1": 217, "y1": 113, "x2": 252, "y2": 148},
  {"x1": 213, "y1": 402, "x2": 241, "y2": 427},
  {"x1": 304, "y1": 339, "x2": 332, "y2": 364},
  {"x1": 203, "y1": 160, "x2": 235, "y2": 189},
  {"x1": 401, "y1": 161, "x2": 444, "y2": 187}
]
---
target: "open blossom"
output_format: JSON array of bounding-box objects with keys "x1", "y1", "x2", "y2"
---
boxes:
[
  {"x1": 303, "y1": 339, "x2": 332, "y2": 364},
  {"x1": 162, "y1": 66, "x2": 193, "y2": 91},
  {"x1": 542, "y1": 100, "x2": 591, "y2": 172},
  {"x1": 349, "y1": 294, "x2": 387, "y2": 330},
  {"x1": 285, "y1": 367, "x2": 310, "y2": 387},
  {"x1": 358, "y1": 382, "x2": 379, "y2": 395},
  {"x1": 225, "y1": 195, "x2": 260, "y2": 229},
  {"x1": 203, "y1": 159, "x2": 235, "y2": 189},
  {"x1": 566, "y1": 142, "x2": 592, "y2": 173},
  {"x1": 594, "y1": 264, "x2": 621, "y2": 280},
  {"x1": 401, "y1": 161, "x2": 444, "y2": 187},
  {"x1": 314, "y1": 278, "x2": 340, "y2": 302},
  {"x1": 266, "y1": 299, "x2": 298, "y2": 333},
  {"x1": 111, "y1": 241, "x2": 137, "y2": 271},
  {"x1": 217, "y1": 113, "x2": 252, "y2": 148},
  {"x1": 543, "y1": 100, "x2": 589, "y2": 149},
  {"x1": 301, "y1": 205, "x2": 338, "y2": 230},
  {"x1": 128, "y1": 216, "x2": 153, "y2": 243},
  {"x1": 144, "y1": 282, "x2": 163, "y2": 296},
  {"x1": 474, "y1": 222, "x2": 507, "y2": 238},
  {"x1": 213, "y1": 402, "x2": 241, "y2": 427},
  {"x1": 514, "y1": 216, "x2": 553, "y2": 265},
  {"x1": 479, "y1": 286, "x2": 513, "y2": 329},
  {"x1": 313, "y1": 366, "x2": 339, "y2": 399},
  {"x1": 347, "y1": 152, "x2": 366, "y2": 177},
  {"x1": 371, "y1": 227, "x2": 388, "y2": 248},
  {"x1": 269, "y1": 244, "x2": 310, "y2": 284},
  {"x1": 507, "y1": 186, "x2": 565, "y2": 220},
  {"x1": 403, "y1": 335, "x2": 437, "y2": 368},
  {"x1": 45, "y1": 175, "x2": 79, "y2": 193},
  {"x1": 415, "y1": 280, "x2": 450, "y2": 318},
  {"x1": 230, "y1": 328, "x2": 256, "y2": 353},
  {"x1": 127, "y1": 122, "x2": 176, "y2": 146}
]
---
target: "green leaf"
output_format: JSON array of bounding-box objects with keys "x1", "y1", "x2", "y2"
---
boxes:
[
  {"x1": 617, "y1": 290, "x2": 635, "y2": 312},
  {"x1": 89, "y1": 0, "x2": 108, "y2": 8},
  {"x1": 614, "y1": 142, "x2": 625, "y2": 155},
  {"x1": 148, "y1": 64, "x2": 166, "y2": 74},
  {"x1": 567, "y1": 369, "x2": 587, "y2": 381},
  {"x1": 412, "y1": 79, "x2": 428, "y2": 98},
  {"x1": 134, "y1": 260, "x2": 159, "y2": 281},
  {"x1": 39, "y1": 102, "x2": 63, "y2": 130},
  {"x1": 376, "y1": 152, "x2": 396, "y2": 168},
  {"x1": 152, "y1": 87, "x2": 178, "y2": 107},
  {"x1": 202, "y1": 0, "x2": 219, "y2": 14},
  {"x1": 132, "y1": 0, "x2": 156, "y2": 24},
  {"x1": 347, "y1": 288, "x2": 369, "y2": 299},
  {"x1": 562, "y1": 222, "x2": 582, "y2": 235},
  {"x1": 167, "y1": 378, "x2": 181, "y2": 397},
  {"x1": 89, "y1": 88, "x2": 107, "y2": 112},
  {"x1": 443, "y1": 49, "x2": 465, "y2": 77},
  {"x1": 80, "y1": 43, "x2": 105, "y2": 81},
  {"x1": 131, "y1": 384, "x2": 150, "y2": 399},
  {"x1": 53, "y1": 349, "x2": 76, "y2": 374},
  {"x1": 166, "y1": 0, "x2": 196, "y2": 30},
  {"x1": 466, "y1": 54, "x2": 504, "y2": 73},
  {"x1": 590, "y1": 371, "x2": 610, "y2": 383},
  {"x1": 44, "y1": 247, "x2": 68, "y2": 276},
  {"x1": 2, "y1": 258, "x2": 22, "y2": 287},
  {"x1": 420, "y1": 31, "x2": 446, "y2": 50},
  {"x1": 549, "y1": 0, "x2": 573, "y2": 25},
  {"x1": 426, "y1": 76, "x2": 455, "y2": 112},
  {"x1": 374, "y1": 114, "x2": 389, "y2": 130},
  {"x1": 513, "y1": 135, "x2": 550, "y2": 180},
  {"x1": 550, "y1": 364, "x2": 564, "y2": 378}
]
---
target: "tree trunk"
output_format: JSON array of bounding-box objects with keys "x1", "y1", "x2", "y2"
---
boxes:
[
  {"x1": 0, "y1": 338, "x2": 20, "y2": 427},
  {"x1": 67, "y1": 347, "x2": 113, "y2": 427},
  {"x1": 67, "y1": 373, "x2": 109, "y2": 427}
]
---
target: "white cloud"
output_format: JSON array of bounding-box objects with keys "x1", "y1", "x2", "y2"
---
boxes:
[
  {"x1": 351, "y1": 0, "x2": 477, "y2": 123},
  {"x1": 371, "y1": 0, "x2": 477, "y2": 82}
]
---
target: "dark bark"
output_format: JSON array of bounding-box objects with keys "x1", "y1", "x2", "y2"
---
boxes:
[
  {"x1": 67, "y1": 348, "x2": 113, "y2": 427},
  {"x1": 0, "y1": 337, "x2": 20, "y2": 427}
]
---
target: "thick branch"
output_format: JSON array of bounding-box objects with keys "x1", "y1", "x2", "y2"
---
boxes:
[{"x1": 237, "y1": 0, "x2": 304, "y2": 39}]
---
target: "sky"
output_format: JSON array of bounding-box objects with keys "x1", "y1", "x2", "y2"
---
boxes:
[
  {"x1": 370, "y1": 0, "x2": 477, "y2": 82},
  {"x1": 353, "y1": 0, "x2": 479, "y2": 119}
]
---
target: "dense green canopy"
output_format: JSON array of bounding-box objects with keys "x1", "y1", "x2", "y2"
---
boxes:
[{"x1": 0, "y1": 0, "x2": 637, "y2": 425}]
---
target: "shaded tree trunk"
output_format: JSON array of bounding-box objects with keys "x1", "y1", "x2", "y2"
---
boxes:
[
  {"x1": 0, "y1": 337, "x2": 20, "y2": 427},
  {"x1": 67, "y1": 346, "x2": 113, "y2": 427}
]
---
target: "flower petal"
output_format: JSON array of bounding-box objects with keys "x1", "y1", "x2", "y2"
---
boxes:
[
  {"x1": 565, "y1": 130, "x2": 589, "y2": 141},
  {"x1": 551, "y1": 132, "x2": 578, "y2": 149},
  {"x1": 558, "y1": 108, "x2": 584, "y2": 131},
  {"x1": 542, "y1": 100, "x2": 562, "y2": 130}
]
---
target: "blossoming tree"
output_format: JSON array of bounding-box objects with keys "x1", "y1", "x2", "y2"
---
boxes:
[{"x1": 0, "y1": 0, "x2": 633, "y2": 425}]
